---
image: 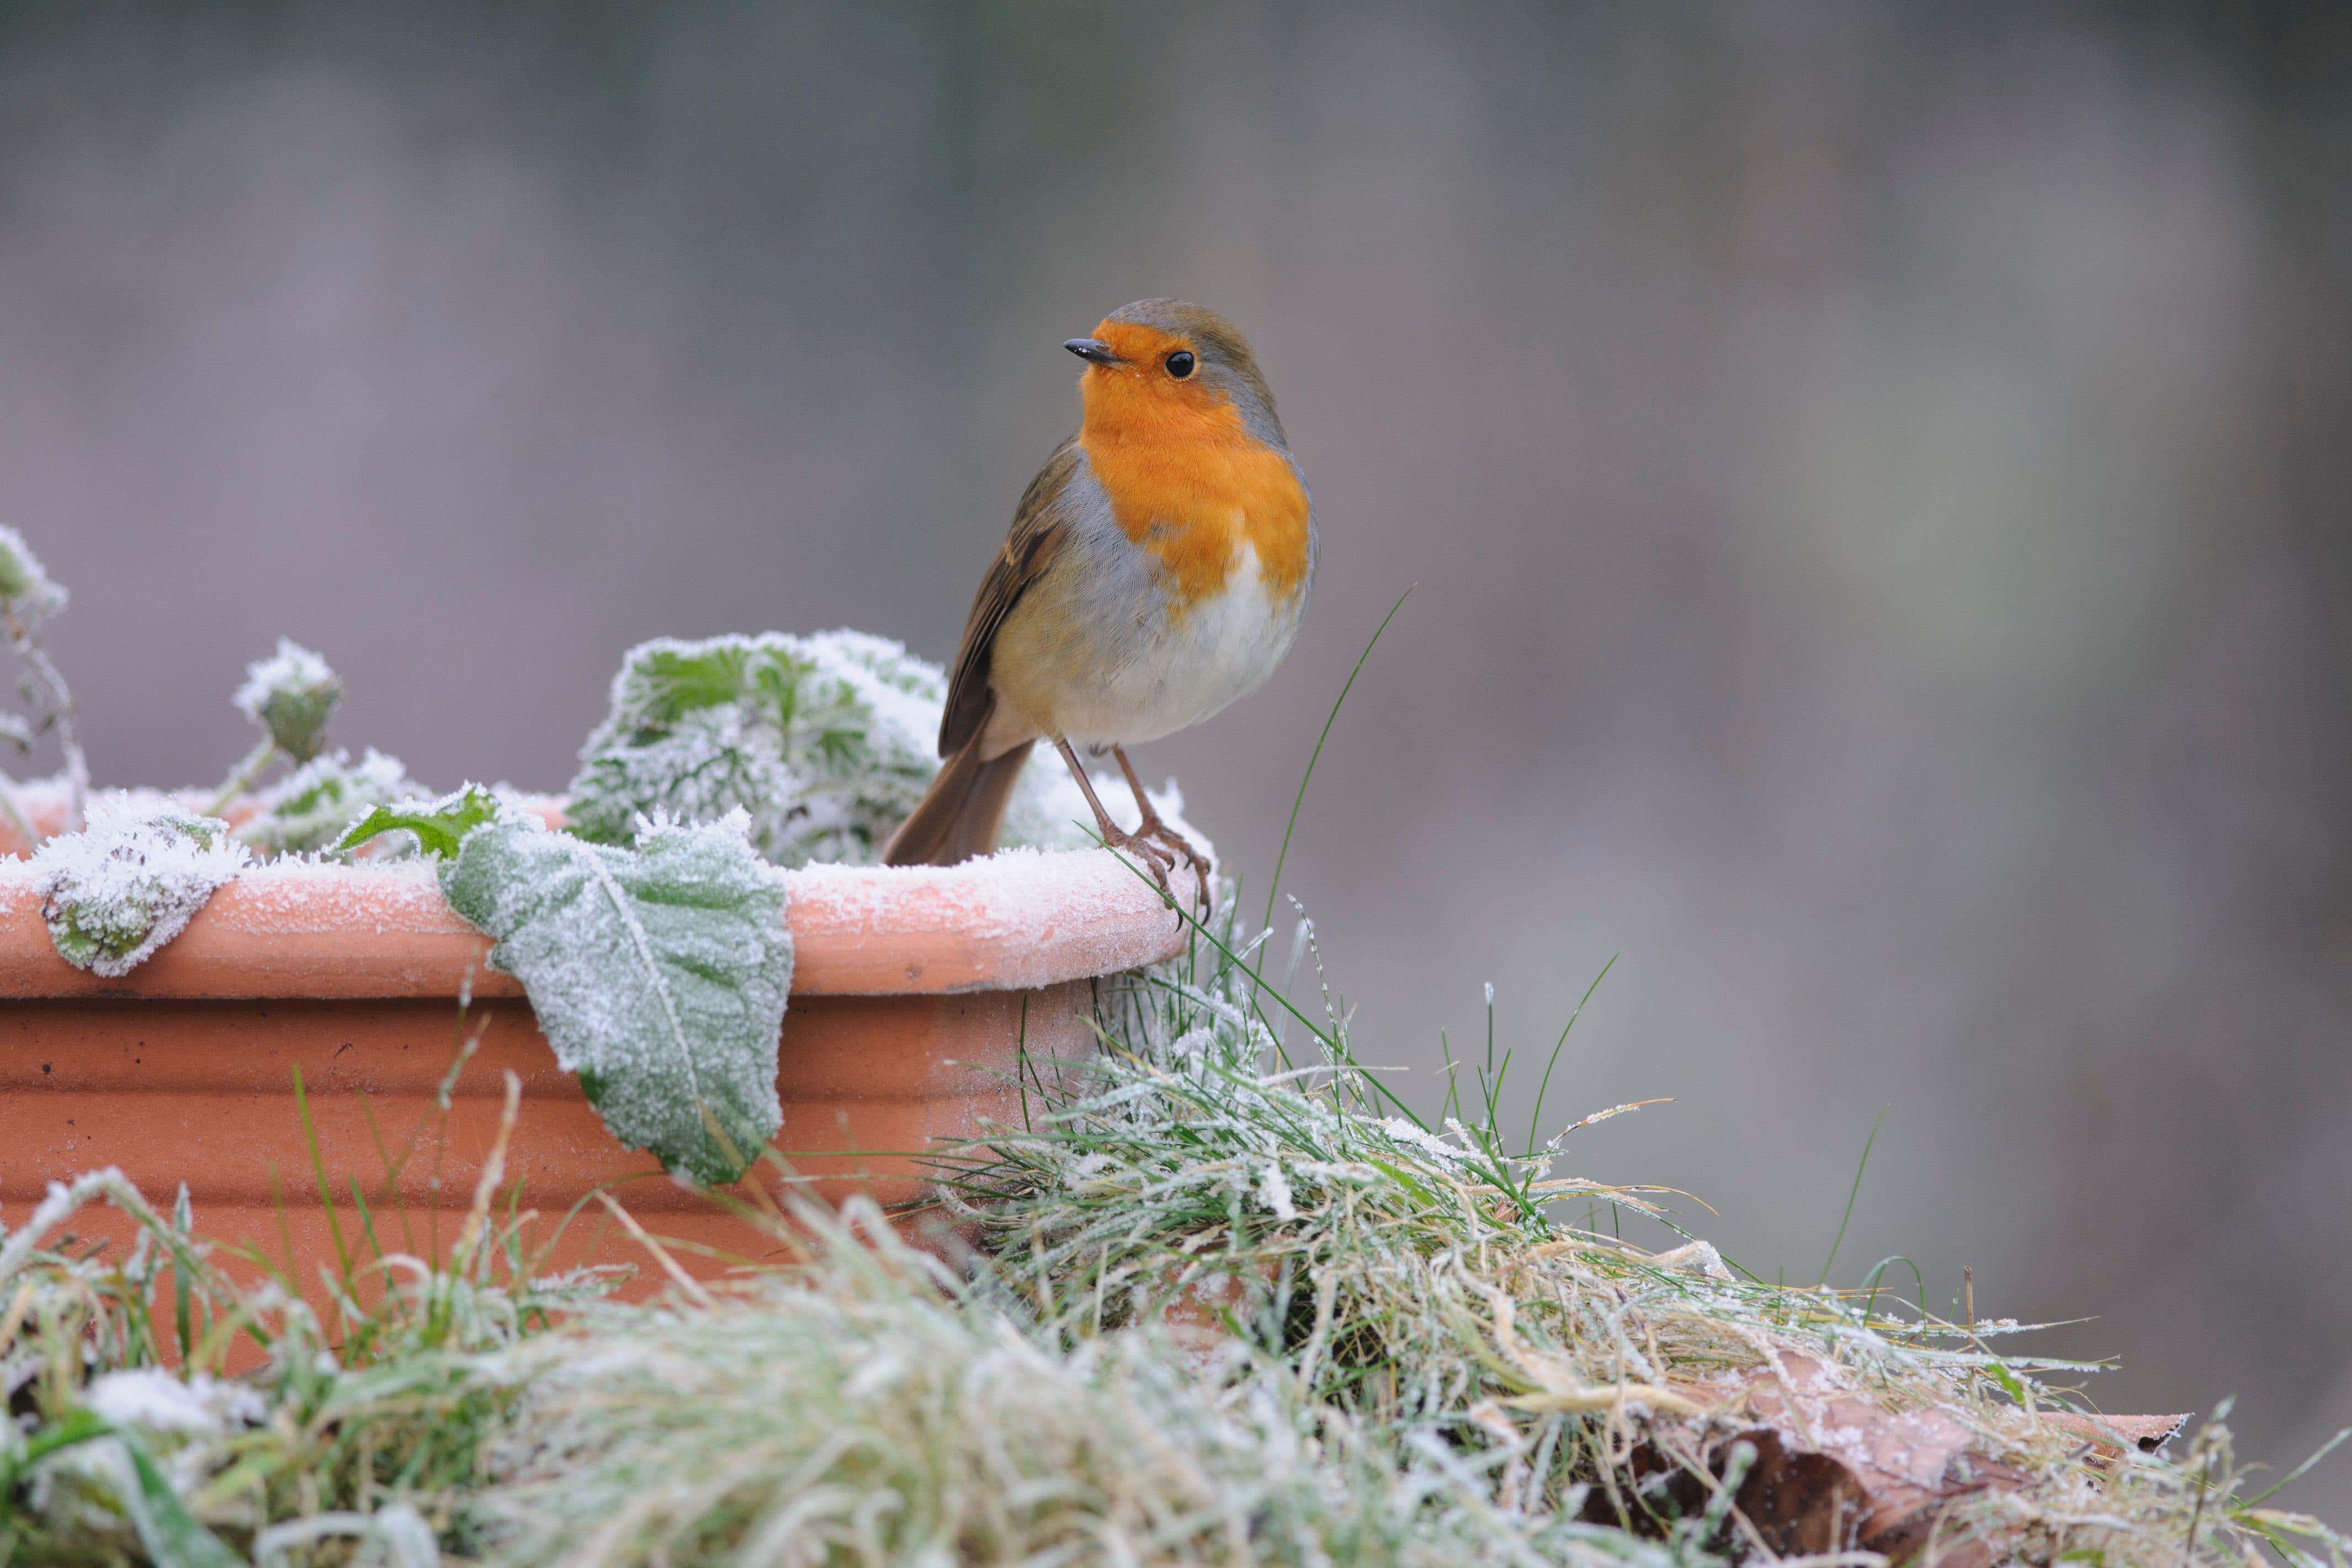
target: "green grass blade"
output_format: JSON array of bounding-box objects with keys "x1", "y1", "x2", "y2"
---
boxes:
[
  {"x1": 292, "y1": 1066, "x2": 356, "y2": 1299},
  {"x1": 1817, "y1": 1105, "x2": 1888, "y2": 1287},
  {"x1": 1259, "y1": 585, "x2": 1413, "y2": 948}
]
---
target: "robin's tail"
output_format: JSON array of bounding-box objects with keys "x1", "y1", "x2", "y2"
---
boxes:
[{"x1": 882, "y1": 734, "x2": 1034, "y2": 867}]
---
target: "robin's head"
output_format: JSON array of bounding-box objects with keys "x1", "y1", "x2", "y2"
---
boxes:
[{"x1": 1065, "y1": 299, "x2": 1287, "y2": 451}]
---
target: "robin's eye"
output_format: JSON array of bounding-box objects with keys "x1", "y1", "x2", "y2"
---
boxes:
[{"x1": 1165, "y1": 350, "x2": 1196, "y2": 379}]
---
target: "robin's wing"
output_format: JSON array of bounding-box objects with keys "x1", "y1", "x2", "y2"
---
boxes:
[{"x1": 939, "y1": 438, "x2": 1080, "y2": 758}]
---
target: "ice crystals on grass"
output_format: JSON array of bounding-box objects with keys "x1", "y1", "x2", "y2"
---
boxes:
[
  {"x1": 32, "y1": 800, "x2": 248, "y2": 977},
  {"x1": 83, "y1": 1370, "x2": 265, "y2": 1437},
  {"x1": 231, "y1": 637, "x2": 341, "y2": 763},
  {"x1": 1256, "y1": 1161, "x2": 1298, "y2": 1221},
  {"x1": 1378, "y1": 1117, "x2": 1476, "y2": 1167}
]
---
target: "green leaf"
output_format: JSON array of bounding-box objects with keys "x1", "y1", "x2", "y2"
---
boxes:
[
  {"x1": 564, "y1": 634, "x2": 813, "y2": 856},
  {"x1": 337, "y1": 785, "x2": 502, "y2": 860},
  {"x1": 438, "y1": 811, "x2": 791, "y2": 1184},
  {"x1": 565, "y1": 629, "x2": 1103, "y2": 867}
]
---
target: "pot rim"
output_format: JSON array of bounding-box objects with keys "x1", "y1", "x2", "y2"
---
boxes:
[{"x1": 0, "y1": 848, "x2": 1200, "y2": 1000}]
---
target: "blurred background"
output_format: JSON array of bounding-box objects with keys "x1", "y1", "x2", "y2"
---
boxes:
[{"x1": 3, "y1": 0, "x2": 2347, "y2": 1514}]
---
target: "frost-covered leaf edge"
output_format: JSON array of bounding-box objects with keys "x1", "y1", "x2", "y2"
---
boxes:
[{"x1": 336, "y1": 784, "x2": 502, "y2": 860}]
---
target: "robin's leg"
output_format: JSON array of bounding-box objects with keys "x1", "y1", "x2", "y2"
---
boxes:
[
  {"x1": 1055, "y1": 738, "x2": 1176, "y2": 901},
  {"x1": 1109, "y1": 746, "x2": 1210, "y2": 883}
]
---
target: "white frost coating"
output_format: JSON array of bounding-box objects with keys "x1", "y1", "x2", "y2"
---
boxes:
[
  {"x1": 0, "y1": 522, "x2": 66, "y2": 622},
  {"x1": 1648, "y1": 1240, "x2": 1734, "y2": 1282},
  {"x1": 785, "y1": 845, "x2": 1204, "y2": 989},
  {"x1": 566, "y1": 629, "x2": 1206, "y2": 869},
  {"x1": 253, "y1": 1503, "x2": 438, "y2": 1568},
  {"x1": 0, "y1": 842, "x2": 1194, "y2": 996},
  {"x1": 1377, "y1": 1118, "x2": 1475, "y2": 1167},
  {"x1": 1257, "y1": 1161, "x2": 1297, "y2": 1221},
  {"x1": 84, "y1": 1369, "x2": 266, "y2": 1436},
  {"x1": 196, "y1": 857, "x2": 455, "y2": 936},
  {"x1": 30, "y1": 798, "x2": 249, "y2": 976}
]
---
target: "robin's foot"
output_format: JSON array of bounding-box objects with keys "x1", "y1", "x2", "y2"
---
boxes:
[
  {"x1": 1052, "y1": 738, "x2": 1184, "y2": 916},
  {"x1": 1099, "y1": 822, "x2": 1180, "y2": 907},
  {"x1": 1142, "y1": 816, "x2": 1210, "y2": 883},
  {"x1": 1108, "y1": 745, "x2": 1210, "y2": 905}
]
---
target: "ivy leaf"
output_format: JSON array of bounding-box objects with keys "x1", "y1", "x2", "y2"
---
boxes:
[
  {"x1": 336, "y1": 785, "x2": 501, "y2": 860},
  {"x1": 437, "y1": 811, "x2": 790, "y2": 1185}
]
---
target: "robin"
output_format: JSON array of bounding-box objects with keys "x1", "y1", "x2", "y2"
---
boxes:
[{"x1": 883, "y1": 298, "x2": 1313, "y2": 891}]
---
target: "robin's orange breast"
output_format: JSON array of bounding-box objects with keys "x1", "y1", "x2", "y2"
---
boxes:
[{"x1": 1078, "y1": 398, "x2": 1310, "y2": 617}]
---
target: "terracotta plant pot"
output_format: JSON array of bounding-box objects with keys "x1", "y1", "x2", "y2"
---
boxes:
[{"x1": 0, "y1": 828, "x2": 1192, "y2": 1305}]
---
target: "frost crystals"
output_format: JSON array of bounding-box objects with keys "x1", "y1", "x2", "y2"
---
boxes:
[{"x1": 236, "y1": 747, "x2": 413, "y2": 855}]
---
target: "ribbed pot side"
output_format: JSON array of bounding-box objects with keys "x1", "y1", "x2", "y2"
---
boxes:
[{"x1": 0, "y1": 851, "x2": 1191, "y2": 1306}]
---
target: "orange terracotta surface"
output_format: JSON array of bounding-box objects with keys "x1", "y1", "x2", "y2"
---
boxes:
[{"x1": 0, "y1": 842, "x2": 1196, "y2": 1313}]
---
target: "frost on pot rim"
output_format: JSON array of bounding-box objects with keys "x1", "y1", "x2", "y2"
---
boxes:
[{"x1": 0, "y1": 845, "x2": 1199, "y2": 1305}]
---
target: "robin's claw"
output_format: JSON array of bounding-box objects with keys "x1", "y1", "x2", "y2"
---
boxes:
[
  {"x1": 1141, "y1": 821, "x2": 1210, "y2": 915},
  {"x1": 1100, "y1": 825, "x2": 1180, "y2": 913},
  {"x1": 1151, "y1": 821, "x2": 1210, "y2": 880}
]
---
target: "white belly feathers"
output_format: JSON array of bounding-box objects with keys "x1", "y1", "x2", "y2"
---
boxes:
[
  {"x1": 999, "y1": 538, "x2": 1300, "y2": 750},
  {"x1": 1098, "y1": 540, "x2": 1299, "y2": 745}
]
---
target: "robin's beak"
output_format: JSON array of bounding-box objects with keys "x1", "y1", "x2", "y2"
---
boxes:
[{"x1": 1064, "y1": 337, "x2": 1120, "y2": 366}]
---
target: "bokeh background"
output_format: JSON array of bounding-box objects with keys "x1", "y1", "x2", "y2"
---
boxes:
[{"x1": 4, "y1": 0, "x2": 2348, "y2": 1516}]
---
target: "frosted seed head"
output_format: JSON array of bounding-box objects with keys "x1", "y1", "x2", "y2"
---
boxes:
[
  {"x1": 233, "y1": 639, "x2": 342, "y2": 761},
  {"x1": 0, "y1": 524, "x2": 67, "y2": 625}
]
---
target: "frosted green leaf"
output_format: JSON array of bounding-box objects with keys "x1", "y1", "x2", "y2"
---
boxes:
[
  {"x1": 438, "y1": 810, "x2": 790, "y2": 1185},
  {"x1": 0, "y1": 711, "x2": 30, "y2": 751},
  {"x1": 337, "y1": 784, "x2": 501, "y2": 860},
  {"x1": 0, "y1": 523, "x2": 67, "y2": 625},
  {"x1": 33, "y1": 802, "x2": 249, "y2": 977},
  {"x1": 236, "y1": 747, "x2": 413, "y2": 855},
  {"x1": 567, "y1": 629, "x2": 1107, "y2": 867},
  {"x1": 232, "y1": 638, "x2": 341, "y2": 762}
]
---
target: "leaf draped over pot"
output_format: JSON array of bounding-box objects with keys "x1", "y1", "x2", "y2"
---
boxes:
[
  {"x1": 33, "y1": 802, "x2": 249, "y2": 977},
  {"x1": 345, "y1": 794, "x2": 792, "y2": 1186}
]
